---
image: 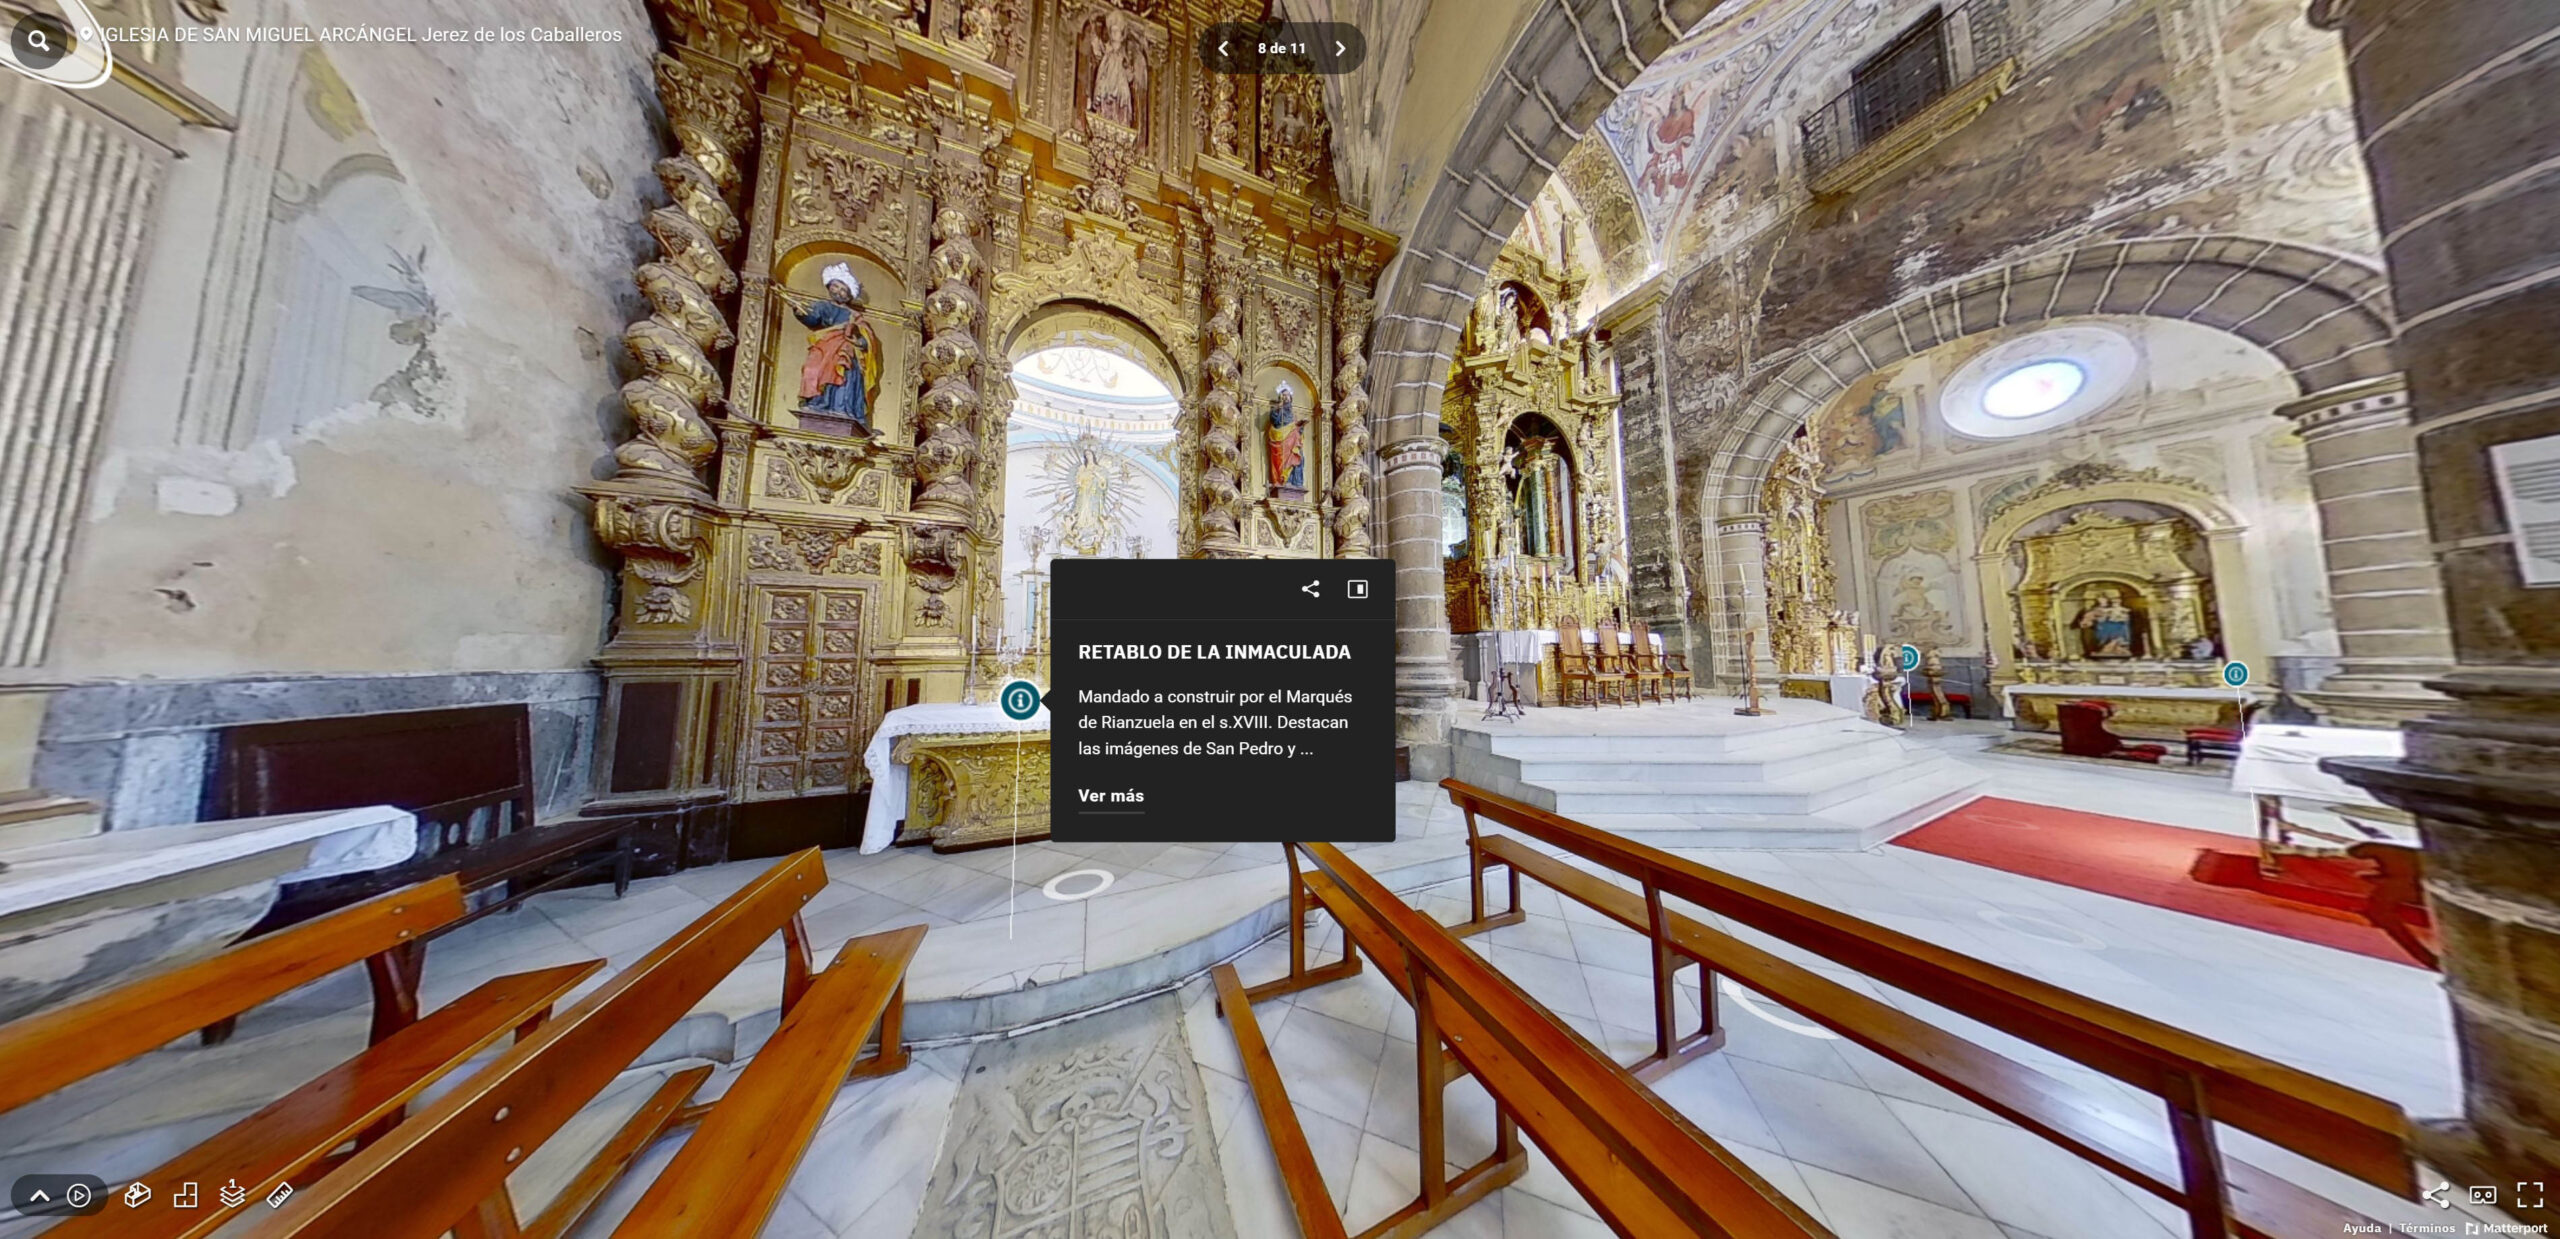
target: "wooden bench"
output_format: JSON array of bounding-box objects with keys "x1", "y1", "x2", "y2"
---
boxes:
[
  {"x1": 260, "y1": 849, "x2": 925, "y2": 1239},
  {"x1": 0, "y1": 877, "x2": 604, "y2": 1239},
  {"x1": 1442, "y1": 778, "x2": 2420, "y2": 1239},
  {"x1": 1220, "y1": 841, "x2": 1833, "y2": 1238}
]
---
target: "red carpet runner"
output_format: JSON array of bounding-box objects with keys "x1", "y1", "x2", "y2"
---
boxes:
[{"x1": 1892, "y1": 797, "x2": 2429, "y2": 967}]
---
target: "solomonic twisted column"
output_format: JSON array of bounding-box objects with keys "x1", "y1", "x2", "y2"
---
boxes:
[
  {"x1": 1331, "y1": 270, "x2": 1376, "y2": 557},
  {"x1": 1197, "y1": 229, "x2": 1248, "y2": 556},
  {"x1": 914, "y1": 159, "x2": 987, "y2": 521}
]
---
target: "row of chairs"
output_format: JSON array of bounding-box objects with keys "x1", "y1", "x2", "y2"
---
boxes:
[
  {"x1": 0, "y1": 849, "x2": 922, "y2": 1239},
  {"x1": 1552, "y1": 614, "x2": 1694, "y2": 706}
]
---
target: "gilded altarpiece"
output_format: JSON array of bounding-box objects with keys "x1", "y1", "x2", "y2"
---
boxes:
[
  {"x1": 578, "y1": 0, "x2": 1395, "y2": 824},
  {"x1": 1440, "y1": 245, "x2": 1628, "y2": 634}
]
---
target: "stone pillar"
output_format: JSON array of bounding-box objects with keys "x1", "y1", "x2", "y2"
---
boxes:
[
  {"x1": 2312, "y1": 0, "x2": 2560, "y2": 1204},
  {"x1": 2279, "y1": 375, "x2": 2456, "y2": 725},
  {"x1": 1382, "y1": 435, "x2": 1455, "y2": 775},
  {"x1": 1713, "y1": 515, "x2": 1774, "y2": 687},
  {"x1": 1597, "y1": 282, "x2": 1697, "y2": 671}
]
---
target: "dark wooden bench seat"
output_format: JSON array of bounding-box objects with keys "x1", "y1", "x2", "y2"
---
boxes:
[
  {"x1": 610, "y1": 923, "x2": 927, "y2": 1236},
  {"x1": 261, "y1": 849, "x2": 928, "y2": 1239},
  {"x1": 1475, "y1": 833, "x2": 2376, "y2": 1239}
]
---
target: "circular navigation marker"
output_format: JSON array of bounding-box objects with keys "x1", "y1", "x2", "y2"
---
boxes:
[
  {"x1": 999, "y1": 678, "x2": 1044, "y2": 721},
  {"x1": 1041, "y1": 868, "x2": 1115, "y2": 902},
  {"x1": 2221, "y1": 661, "x2": 2250, "y2": 688},
  {"x1": 1898, "y1": 643, "x2": 1921, "y2": 672}
]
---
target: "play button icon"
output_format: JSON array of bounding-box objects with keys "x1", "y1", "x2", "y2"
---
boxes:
[{"x1": 12, "y1": 1174, "x2": 108, "y2": 1216}]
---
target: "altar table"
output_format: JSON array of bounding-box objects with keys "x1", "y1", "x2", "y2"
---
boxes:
[
  {"x1": 860, "y1": 702, "x2": 1049, "y2": 853},
  {"x1": 2001, "y1": 683, "x2": 2263, "y2": 737}
]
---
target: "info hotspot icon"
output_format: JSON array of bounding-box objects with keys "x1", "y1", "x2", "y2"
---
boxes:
[
  {"x1": 2221, "y1": 661, "x2": 2250, "y2": 688},
  {"x1": 1898, "y1": 644, "x2": 1921, "y2": 672},
  {"x1": 999, "y1": 679, "x2": 1043, "y2": 722}
]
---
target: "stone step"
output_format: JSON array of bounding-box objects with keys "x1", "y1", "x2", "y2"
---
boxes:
[
  {"x1": 1539, "y1": 749, "x2": 1959, "y2": 816},
  {"x1": 0, "y1": 794, "x2": 103, "y2": 850},
  {"x1": 1578, "y1": 761, "x2": 1987, "y2": 850},
  {"x1": 1458, "y1": 714, "x2": 1868, "y2": 760},
  {"x1": 1508, "y1": 732, "x2": 1907, "y2": 784}
]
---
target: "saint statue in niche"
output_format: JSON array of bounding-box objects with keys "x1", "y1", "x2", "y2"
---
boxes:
[
  {"x1": 1508, "y1": 435, "x2": 1573, "y2": 563},
  {"x1": 2073, "y1": 586, "x2": 2138, "y2": 659},
  {"x1": 784, "y1": 263, "x2": 881, "y2": 436},
  {"x1": 1077, "y1": 12, "x2": 1151, "y2": 139},
  {"x1": 1266, "y1": 384, "x2": 1307, "y2": 498}
]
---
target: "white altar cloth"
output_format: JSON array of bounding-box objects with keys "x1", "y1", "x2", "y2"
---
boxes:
[
  {"x1": 2230, "y1": 724, "x2": 2403, "y2": 809},
  {"x1": 860, "y1": 701, "x2": 1049, "y2": 853}
]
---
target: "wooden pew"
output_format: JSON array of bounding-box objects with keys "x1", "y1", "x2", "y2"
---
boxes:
[
  {"x1": 256, "y1": 849, "x2": 925, "y2": 1239},
  {"x1": 1441, "y1": 778, "x2": 2420, "y2": 1239},
  {"x1": 1221, "y1": 840, "x2": 1833, "y2": 1238},
  {"x1": 608, "y1": 923, "x2": 926, "y2": 1236},
  {"x1": 0, "y1": 877, "x2": 606, "y2": 1239}
]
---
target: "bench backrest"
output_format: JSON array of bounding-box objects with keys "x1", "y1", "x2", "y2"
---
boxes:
[
  {"x1": 1439, "y1": 778, "x2": 2415, "y2": 1197},
  {"x1": 0, "y1": 876, "x2": 467, "y2": 1115},
  {"x1": 259, "y1": 849, "x2": 830, "y2": 1239},
  {"x1": 1295, "y1": 840, "x2": 1830, "y2": 1237}
]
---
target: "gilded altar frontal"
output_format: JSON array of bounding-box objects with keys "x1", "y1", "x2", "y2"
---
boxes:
[{"x1": 7, "y1": 0, "x2": 2560, "y2": 1234}]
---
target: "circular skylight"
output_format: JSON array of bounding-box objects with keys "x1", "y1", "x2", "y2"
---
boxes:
[
  {"x1": 1937, "y1": 325, "x2": 2138, "y2": 440},
  {"x1": 1014, "y1": 346, "x2": 1173, "y2": 400},
  {"x1": 1981, "y1": 360, "x2": 2086, "y2": 419}
]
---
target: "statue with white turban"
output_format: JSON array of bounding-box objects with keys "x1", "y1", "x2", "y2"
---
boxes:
[{"x1": 787, "y1": 262, "x2": 879, "y2": 433}]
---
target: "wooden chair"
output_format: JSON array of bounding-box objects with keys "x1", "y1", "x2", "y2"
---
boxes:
[
  {"x1": 1442, "y1": 779, "x2": 2417, "y2": 1239},
  {"x1": 1599, "y1": 618, "x2": 1662, "y2": 704},
  {"x1": 1629, "y1": 619, "x2": 1692, "y2": 701},
  {"x1": 262, "y1": 849, "x2": 926, "y2": 1239},
  {"x1": 2057, "y1": 699, "x2": 2168, "y2": 763},
  {"x1": 1550, "y1": 615, "x2": 1621, "y2": 708},
  {"x1": 0, "y1": 877, "x2": 605, "y2": 1239}
]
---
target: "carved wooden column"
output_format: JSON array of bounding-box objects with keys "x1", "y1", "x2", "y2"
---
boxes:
[
  {"x1": 2313, "y1": 0, "x2": 2560, "y2": 1207},
  {"x1": 1331, "y1": 259, "x2": 1377, "y2": 557},
  {"x1": 582, "y1": 53, "x2": 752, "y2": 623},
  {"x1": 914, "y1": 152, "x2": 988, "y2": 523},
  {"x1": 2278, "y1": 374, "x2": 2455, "y2": 725},
  {"x1": 1196, "y1": 214, "x2": 1250, "y2": 557}
]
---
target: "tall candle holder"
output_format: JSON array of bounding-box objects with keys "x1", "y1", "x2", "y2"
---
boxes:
[{"x1": 1735, "y1": 627, "x2": 1767, "y2": 716}]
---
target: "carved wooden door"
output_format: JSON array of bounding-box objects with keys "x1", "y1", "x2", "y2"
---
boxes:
[{"x1": 745, "y1": 585, "x2": 865, "y2": 800}]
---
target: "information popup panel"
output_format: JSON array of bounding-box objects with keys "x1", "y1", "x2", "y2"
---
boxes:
[{"x1": 1049, "y1": 558, "x2": 1392, "y2": 843}]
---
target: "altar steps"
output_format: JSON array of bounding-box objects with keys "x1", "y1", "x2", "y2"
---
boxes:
[{"x1": 1451, "y1": 701, "x2": 1984, "y2": 849}]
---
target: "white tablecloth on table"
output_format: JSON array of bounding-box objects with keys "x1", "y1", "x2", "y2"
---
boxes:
[
  {"x1": 860, "y1": 702, "x2": 1050, "y2": 853},
  {"x1": 2229, "y1": 723, "x2": 2403, "y2": 808}
]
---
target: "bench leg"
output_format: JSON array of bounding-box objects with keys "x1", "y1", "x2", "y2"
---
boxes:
[
  {"x1": 365, "y1": 940, "x2": 426, "y2": 1046},
  {"x1": 848, "y1": 979, "x2": 910, "y2": 1079},
  {"x1": 197, "y1": 1016, "x2": 238, "y2": 1048},
  {"x1": 613, "y1": 828, "x2": 635, "y2": 897},
  {"x1": 452, "y1": 1184, "x2": 523, "y2": 1239}
]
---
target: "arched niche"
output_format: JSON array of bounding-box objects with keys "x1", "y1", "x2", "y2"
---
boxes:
[
  {"x1": 1974, "y1": 475, "x2": 2259, "y2": 677},
  {"x1": 1248, "y1": 362, "x2": 1320, "y2": 502},
  {"x1": 765, "y1": 245, "x2": 910, "y2": 440},
  {"x1": 1501, "y1": 411, "x2": 1579, "y2": 571},
  {"x1": 997, "y1": 301, "x2": 1185, "y2": 642}
]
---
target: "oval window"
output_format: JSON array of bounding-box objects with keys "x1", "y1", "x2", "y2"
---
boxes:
[{"x1": 1980, "y1": 360, "x2": 2087, "y2": 420}]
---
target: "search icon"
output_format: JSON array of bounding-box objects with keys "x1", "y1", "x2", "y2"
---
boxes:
[{"x1": 11, "y1": 14, "x2": 73, "y2": 70}]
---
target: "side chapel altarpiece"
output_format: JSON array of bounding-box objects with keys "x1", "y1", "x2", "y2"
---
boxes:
[
  {"x1": 1440, "y1": 244, "x2": 1629, "y2": 635},
  {"x1": 578, "y1": 0, "x2": 1396, "y2": 820}
]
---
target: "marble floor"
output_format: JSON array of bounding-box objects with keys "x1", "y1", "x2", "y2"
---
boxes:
[{"x1": 0, "y1": 723, "x2": 2483, "y2": 1237}]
